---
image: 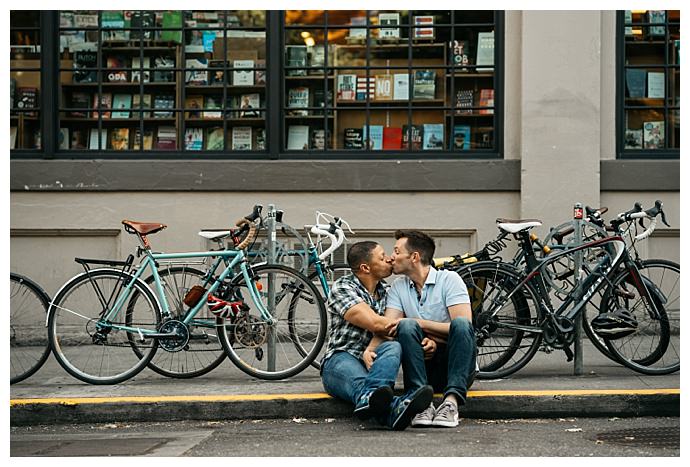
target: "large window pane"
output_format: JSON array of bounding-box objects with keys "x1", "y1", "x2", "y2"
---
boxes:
[{"x1": 10, "y1": 11, "x2": 41, "y2": 150}]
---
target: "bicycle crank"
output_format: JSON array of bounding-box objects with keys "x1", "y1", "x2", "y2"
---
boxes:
[{"x1": 157, "y1": 319, "x2": 190, "y2": 352}]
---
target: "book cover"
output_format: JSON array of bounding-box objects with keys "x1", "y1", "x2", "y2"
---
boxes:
[
  {"x1": 130, "y1": 11, "x2": 155, "y2": 41},
  {"x1": 106, "y1": 55, "x2": 128, "y2": 82},
  {"x1": 209, "y1": 60, "x2": 227, "y2": 85},
  {"x1": 308, "y1": 45, "x2": 325, "y2": 74},
  {"x1": 202, "y1": 31, "x2": 217, "y2": 53},
  {"x1": 185, "y1": 58, "x2": 209, "y2": 85},
  {"x1": 71, "y1": 129, "x2": 87, "y2": 149},
  {"x1": 156, "y1": 126, "x2": 177, "y2": 150},
  {"x1": 455, "y1": 90, "x2": 474, "y2": 114},
  {"x1": 311, "y1": 128, "x2": 328, "y2": 150},
  {"x1": 101, "y1": 11, "x2": 128, "y2": 41},
  {"x1": 74, "y1": 14, "x2": 98, "y2": 28},
  {"x1": 475, "y1": 126, "x2": 494, "y2": 149},
  {"x1": 344, "y1": 128, "x2": 364, "y2": 149},
  {"x1": 153, "y1": 56, "x2": 175, "y2": 82},
  {"x1": 73, "y1": 50, "x2": 98, "y2": 83},
  {"x1": 233, "y1": 60, "x2": 255, "y2": 86},
  {"x1": 203, "y1": 95, "x2": 223, "y2": 119},
  {"x1": 452, "y1": 125, "x2": 471, "y2": 150},
  {"x1": 476, "y1": 31, "x2": 495, "y2": 71},
  {"x1": 88, "y1": 128, "x2": 107, "y2": 150},
  {"x1": 132, "y1": 129, "x2": 154, "y2": 150},
  {"x1": 382, "y1": 127, "x2": 403, "y2": 150},
  {"x1": 132, "y1": 94, "x2": 151, "y2": 118},
  {"x1": 153, "y1": 94, "x2": 175, "y2": 118},
  {"x1": 232, "y1": 126, "x2": 253, "y2": 150},
  {"x1": 625, "y1": 69, "x2": 647, "y2": 98},
  {"x1": 160, "y1": 11, "x2": 182, "y2": 43},
  {"x1": 206, "y1": 127, "x2": 225, "y2": 150},
  {"x1": 184, "y1": 127, "x2": 204, "y2": 151},
  {"x1": 313, "y1": 89, "x2": 333, "y2": 115},
  {"x1": 16, "y1": 88, "x2": 39, "y2": 117},
  {"x1": 413, "y1": 70, "x2": 436, "y2": 100},
  {"x1": 647, "y1": 72, "x2": 665, "y2": 98},
  {"x1": 378, "y1": 13, "x2": 400, "y2": 39},
  {"x1": 131, "y1": 57, "x2": 150, "y2": 83},
  {"x1": 255, "y1": 128, "x2": 266, "y2": 150},
  {"x1": 393, "y1": 74, "x2": 409, "y2": 100},
  {"x1": 356, "y1": 76, "x2": 375, "y2": 100},
  {"x1": 111, "y1": 94, "x2": 132, "y2": 119},
  {"x1": 402, "y1": 124, "x2": 423, "y2": 150},
  {"x1": 449, "y1": 40, "x2": 470, "y2": 69},
  {"x1": 337, "y1": 74, "x2": 357, "y2": 101},
  {"x1": 374, "y1": 75, "x2": 393, "y2": 101},
  {"x1": 349, "y1": 16, "x2": 367, "y2": 39},
  {"x1": 624, "y1": 129, "x2": 643, "y2": 149},
  {"x1": 647, "y1": 10, "x2": 666, "y2": 37},
  {"x1": 286, "y1": 45, "x2": 308, "y2": 76},
  {"x1": 478, "y1": 89, "x2": 494, "y2": 114},
  {"x1": 422, "y1": 123, "x2": 444, "y2": 150},
  {"x1": 185, "y1": 95, "x2": 204, "y2": 118},
  {"x1": 643, "y1": 121, "x2": 664, "y2": 149},
  {"x1": 110, "y1": 128, "x2": 130, "y2": 150},
  {"x1": 92, "y1": 93, "x2": 112, "y2": 119},
  {"x1": 413, "y1": 15, "x2": 434, "y2": 39},
  {"x1": 255, "y1": 59, "x2": 266, "y2": 85},
  {"x1": 58, "y1": 128, "x2": 69, "y2": 150},
  {"x1": 287, "y1": 125, "x2": 310, "y2": 150},
  {"x1": 362, "y1": 124, "x2": 384, "y2": 150},
  {"x1": 287, "y1": 87, "x2": 310, "y2": 116},
  {"x1": 240, "y1": 93, "x2": 261, "y2": 118}
]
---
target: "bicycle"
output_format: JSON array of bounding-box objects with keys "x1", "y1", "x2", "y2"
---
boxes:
[
  {"x1": 47, "y1": 207, "x2": 327, "y2": 384},
  {"x1": 10, "y1": 273, "x2": 52, "y2": 384}
]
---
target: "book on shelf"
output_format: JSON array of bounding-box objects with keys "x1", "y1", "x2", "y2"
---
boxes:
[
  {"x1": 73, "y1": 50, "x2": 98, "y2": 83},
  {"x1": 311, "y1": 128, "x2": 328, "y2": 150},
  {"x1": 452, "y1": 125, "x2": 471, "y2": 150},
  {"x1": 378, "y1": 13, "x2": 400, "y2": 39},
  {"x1": 156, "y1": 126, "x2": 177, "y2": 150},
  {"x1": 455, "y1": 90, "x2": 474, "y2": 114},
  {"x1": 185, "y1": 95, "x2": 204, "y2": 119},
  {"x1": 356, "y1": 76, "x2": 375, "y2": 100},
  {"x1": 131, "y1": 57, "x2": 151, "y2": 83},
  {"x1": 393, "y1": 74, "x2": 409, "y2": 100},
  {"x1": 206, "y1": 127, "x2": 225, "y2": 150},
  {"x1": 10, "y1": 127, "x2": 17, "y2": 149},
  {"x1": 130, "y1": 11, "x2": 156, "y2": 41},
  {"x1": 256, "y1": 128, "x2": 266, "y2": 150},
  {"x1": 478, "y1": 89, "x2": 494, "y2": 114},
  {"x1": 132, "y1": 129, "x2": 154, "y2": 150},
  {"x1": 16, "y1": 87, "x2": 39, "y2": 117},
  {"x1": 337, "y1": 74, "x2": 357, "y2": 101},
  {"x1": 112, "y1": 94, "x2": 132, "y2": 119},
  {"x1": 647, "y1": 11, "x2": 666, "y2": 37},
  {"x1": 208, "y1": 60, "x2": 227, "y2": 85},
  {"x1": 203, "y1": 95, "x2": 223, "y2": 119},
  {"x1": 374, "y1": 75, "x2": 393, "y2": 101},
  {"x1": 153, "y1": 56, "x2": 175, "y2": 82},
  {"x1": 202, "y1": 31, "x2": 217, "y2": 53},
  {"x1": 362, "y1": 125, "x2": 384, "y2": 150},
  {"x1": 643, "y1": 121, "x2": 664, "y2": 149},
  {"x1": 110, "y1": 128, "x2": 130, "y2": 150},
  {"x1": 184, "y1": 127, "x2": 204, "y2": 151},
  {"x1": 308, "y1": 45, "x2": 325, "y2": 74},
  {"x1": 132, "y1": 94, "x2": 152, "y2": 118},
  {"x1": 475, "y1": 126, "x2": 493, "y2": 149},
  {"x1": 624, "y1": 10, "x2": 633, "y2": 36},
  {"x1": 402, "y1": 124, "x2": 422, "y2": 150},
  {"x1": 287, "y1": 125, "x2": 310, "y2": 150},
  {"x1": 92, "y1": 93, "x2": 112, "y2": 119},
  {"x1": 625, "y1": 69, "x2": 647, "y2": 98},
  {"x1": 32, "y1": 128, "x2": 41, "y2": 149},
  {"x1": 624, "y1": 129, "x2": 643, "y2": 149},
  {"x1": 74, "y1": 13, "x2": 98, "y2": 28},
  {"x1": 233, "y1": 60, "x2": 255, "y2": 86},
  {"x1": 422, "y1": 123, "x2": 444, "y2": 150},
  {"x1": 57, "y1": 128, "x2": 69, "y2": 150},
  {"x1": 476, "y1": 31, "x2": 495, "y2": 71},
  {"x1": 344, "y1": 128, "x2": 364, "y2": 149},
  {"x1": 647, "y1": 72, "x2": 665, "y2": 98},
  {"x1": 382, "y1": 127, "x2": 403, "y2": 150},
  {"x1": 106, "y1": 56, "x2": 128, "y2": 82},
  {"x1": 88, "y1": 128, "x2": 107, "y2": 150},
  {"x1": 185, "y1": 58, "x2": 209, "y2": 85},
  {"x1": 449, "y1": 40, "x2": 470, "y2": 70},
  {"x1": 240, "y1": 93, "x2": 261, "y2": 118},
  {"x1": 313, "y1": 89, "x2": 333, "y2": 115},
  {"x1": 255, "y1": 59, "x2": 266, "y2": 85},
  {"x1": 232, "y1": 126, "x2": 253, "y2": 150},
  {"x1": 349, "y1": 16, "x2": 367, "y2": 39},
  {"x1": 160, "y1": 11, "x2": 182, "y2": 43},
  {"x1": 101, "y1": 11, "x2": 128, "y2": 41},
  {"x1": 413, "y1": 70, "x2": 436, "y2": 100},
  {"x1": 286, "y1": 45, "x2": 308, "y2": 76},
  {"x1": 413, "y1": 15, "x2": 434, "y2": 40},
  {"x1": 287, "y1": 87, "x2": 310, "y2": 116},
  {"x1": 153, "y1": 94, "x2": 175, "y2": 118},
  {"x1": 70, "y1": 129, "x2": 87, "y2": 149}
]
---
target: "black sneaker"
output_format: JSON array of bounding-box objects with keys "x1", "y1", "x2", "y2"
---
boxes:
[
  {"x1": 353, "y1": 385, "x2": 394, "y2": 420},
  {"x1": 389, "y1": 385, "x2": 434, "y2": 431}
]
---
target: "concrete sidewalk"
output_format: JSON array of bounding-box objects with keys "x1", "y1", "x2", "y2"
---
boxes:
[{"x1": 10, "y1": 341, "x2": 679, "y2": 426}]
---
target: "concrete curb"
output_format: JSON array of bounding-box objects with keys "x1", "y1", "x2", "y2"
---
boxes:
[{"x1": 10, "y1": 389, "x2": 679, "y2": 426}]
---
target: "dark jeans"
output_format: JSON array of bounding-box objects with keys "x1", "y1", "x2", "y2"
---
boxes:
[{"x1": 396, "y1": 317, "x2": 476, "y2": 404}]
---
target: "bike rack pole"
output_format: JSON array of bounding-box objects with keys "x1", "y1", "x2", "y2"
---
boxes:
[
  {"x1": 573, "y1": 203, "x2": 584, "y2": 376},
  {"x1": 266, "y1": 204, "x2": 277, "y2": 372}
]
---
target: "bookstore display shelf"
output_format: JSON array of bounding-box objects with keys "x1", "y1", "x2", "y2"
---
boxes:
[
  {"x1": 60, "y1": 118, "x2": 177, "y2": 122},
  {"x1": 186, "y1": 118, "x2": 265, "y2": 125},
  {"x1": 186, "y1": 85, "x2": 266, "y2": 90},
  {"x1": 61, "y1": 83, "x2": 176, "y2": 88},
  {"x1": 285, "y1": 115, "x2": 334, "y2": 119},
  {"x1": 285, "y1": 75, "x2": 335, "y2": 80},
  {"x1": 335, "y1": 99, "x2": 446, "y2": 105},
  {"x1": 448, "y1": 72, "x2": 494, "y2": 78}
]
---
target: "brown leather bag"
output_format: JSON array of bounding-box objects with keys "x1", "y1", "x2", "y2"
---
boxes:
[{"x1": 183, "y1": 285, "x2": 207, "y2": 308}]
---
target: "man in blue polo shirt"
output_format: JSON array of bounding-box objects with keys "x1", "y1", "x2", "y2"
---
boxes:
[{"x1": 384, "y1": 230, "x2": 477, "y2": 428}]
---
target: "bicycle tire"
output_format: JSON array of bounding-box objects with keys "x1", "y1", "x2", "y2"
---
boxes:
[
  {"x1": 218, "y1": 264, "x2": 327, "y2": 380},
  {"x1": 600, "y1": 259, "x2": 679, "y2": 375},
  {"x1": 457, "y1": 262, "x2": 542, "y2": 379},
  {"x1": 10, "y1": 273, "x2": 52, "y2": 384},
  {"x1": 48, "y1": 269, "x2": 161, "y2": 385},
  {"x1": 134, "y1": 265, "x2": 227, "y2": 379}
]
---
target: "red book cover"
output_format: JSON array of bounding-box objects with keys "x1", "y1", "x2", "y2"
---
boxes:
[
  {"x1": 382, "y1": 127, "x2": 403, "y2": 150},
  {"x1": 479, "y1": 89, "x2": 494, "y2": 115}
]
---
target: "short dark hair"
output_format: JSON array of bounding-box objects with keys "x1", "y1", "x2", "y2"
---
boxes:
[
  {"x1": 347, "y1": 241, "x2": 379, "y2": 271},
  {"x1": 394, "y1": 230, "x2": 435, "y2": 266}
]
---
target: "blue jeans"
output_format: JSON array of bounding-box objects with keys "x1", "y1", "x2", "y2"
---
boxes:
[
  {"x1": 396, "y1": 317, "x2": 476, "y2": 404},
  {"x1": 321, "y1": 340, "x2": 402, "y2": 406}
]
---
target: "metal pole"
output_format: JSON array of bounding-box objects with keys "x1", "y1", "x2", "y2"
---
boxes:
[
  {"x1": 573, "y1": 203, "x2": 584, "y2": 376},
  {"x1": 266, "y1": 204, "x2": 277, "y2": 372}
]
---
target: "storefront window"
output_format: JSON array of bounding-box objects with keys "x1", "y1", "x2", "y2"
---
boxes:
[
  {"x1": 10, "y1": 11, "x2": 42, "y2": 150},
  {"x1": 620, "y1": 10, "x2": 680, "y2": 155},
  {"x1": 283, "y1": 10, "x2": 498, "y2": 154}
]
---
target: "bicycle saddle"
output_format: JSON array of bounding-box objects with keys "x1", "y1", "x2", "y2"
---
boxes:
[
  {"x1": 495, "y1": 218, "x2": 542, "y2": 234},
  {"x1": 122, "y1": 220, "x2": 167, "y2": 235}
]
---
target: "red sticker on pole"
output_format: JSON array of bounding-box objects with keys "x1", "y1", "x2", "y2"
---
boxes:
[{"x1": 573, "y1": 203, "x2": 583, "y2": 220}]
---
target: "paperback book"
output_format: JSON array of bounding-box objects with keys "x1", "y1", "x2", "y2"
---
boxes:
[
  {"x1": 92, "y1": 93, "x2": 112, "y2": 119},
  {"x1": 185, "y1": 95, "x2": 204, "y2": 118},
  {"x1": 402, "y1": 124, "x2": 423, "y2": 150},
  {"x1": 287, "y1": 125, "x2": 310, "y2": 150},
  {"x1": 286, "y1": 45, "x2": 308, "y2": 76},
  {"x1": 131, "y1": 57, "x2": 151, "y2": 83},
  {"x1": 206, "y1": 127, "x2": 225, "y2": 150},
  {"x1": 240, "y1": 93, "x2": 261, "y2": 118},
  {"x1": 422, "y1": 123, "x2": 444, "y2": 150},
  {"x1": 363, "y1": 125, "x2": 384, "y2": 150},
  {"x1": 287, "y1": 87, "x2": 310, "y2": 116},
  {"x1": 132, "y1": 94, "x2": 152, "y2": 118},
  {"x1": 111, "y1": 94, "x2": 132, "y2": 119},
  {"x1": 71, "y1": 129, "x2": 88, "y2": 149},
  {"x1": 413, "y1": 70, "x2": 436, "y2": 100},
  {"x1": 106, "y1": 56, "x2": 128, "y2": 82},
  {"x1": 452, "y1": 125, "x2": 471, "y2": 150},
  {"x1": 110, "y1": 128, "x2": 130, "y2": 150},
  {"x1": 185, "y1": 127, "x2": 204, "y2": 151},
  {"x1": 185, "y1": 58, "x2": 208, "y2": 85},
  {"x1": 233, "y1": 60, "x2": 255, "y2": 86},
  {"x1": 232, "y1": 126, "x2": 253, "y2": 150},
  {"x1": 344, "y1": 128, "x2": 364, "y2": 149},
  {"x1": 337, "y1": 74, "x2": 357, "y2": 101}
]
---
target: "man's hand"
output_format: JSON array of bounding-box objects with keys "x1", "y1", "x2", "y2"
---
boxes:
[
  {"x1": 385, "y1": 317, "x2": 404, "y2": 336},
  {"x1": 362, "y1": 348, "x2": 377, "y2": 370},
  {"x1": 421, "y1": 337, "x2": 437, "y2": 360}
]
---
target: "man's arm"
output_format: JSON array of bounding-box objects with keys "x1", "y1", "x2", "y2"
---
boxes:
[
  {"x1": 343, "y1": 302, "x2": 395, "y2": 335},
  {"x1": 416, "y1": 303, "x2": 472, "y2": 343}
]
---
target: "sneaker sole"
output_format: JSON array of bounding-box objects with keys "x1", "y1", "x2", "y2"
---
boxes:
[
  {"x1": 431, "y1": 419, "x2": 459, "y2": 428},
  {"x1": 411, "y1": 419, "x2": 434, "y2": 427},
  {"x1": 391, "y1": 386, "x2": 434, "y2": 431},
  {"x1": 354, "y1": 386, "x2": 394, "y2": 421}
]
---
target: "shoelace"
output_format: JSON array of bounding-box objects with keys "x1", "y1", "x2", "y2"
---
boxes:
[{"x1": 435, "y1": 402, "x2": 456, "y2": 418}]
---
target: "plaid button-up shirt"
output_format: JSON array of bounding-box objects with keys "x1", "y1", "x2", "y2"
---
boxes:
[{"x1": 321, "y1": 273, "x2": 389, "y2": 366}]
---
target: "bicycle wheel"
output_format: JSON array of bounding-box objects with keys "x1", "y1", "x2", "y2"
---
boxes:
[
  {"x1": 599, "y1": 259, "x2": 679, "y2": 375},
  {"x1": 218, "y1": 264, "x2": 327, "y2": 380},
  {"x1": 10, "y1": 273, "x2": 52, "y2": 384},
  {"x1": 458, "y1": 262, "x2": 542, "y2": 379},
  {"x1": 48, "y1": 269, "x2": 161, "y2": 384},
  {"x1": 136, "y1": 265, "x2": 227, "y2": 378}
]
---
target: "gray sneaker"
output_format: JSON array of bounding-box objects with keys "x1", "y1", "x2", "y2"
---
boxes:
[
  {"x1": 411, "y1": 403, "x2": 436, "y2": 427},
  {"x1": 431, "y1": 400, "x2": 459, "y2": 427}
]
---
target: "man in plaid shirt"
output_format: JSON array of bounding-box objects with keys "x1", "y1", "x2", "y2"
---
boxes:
[{"x1": 320, "y1": 241, "x2": 433, "y2": 431}]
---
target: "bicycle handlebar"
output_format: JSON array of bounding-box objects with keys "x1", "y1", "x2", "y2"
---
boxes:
[
  {"x1": 613, "y1": 200, "x2": 670, "y2": 241},
  {"x1": 233, "y1": 205, "x2": 262, "y2": 250}
]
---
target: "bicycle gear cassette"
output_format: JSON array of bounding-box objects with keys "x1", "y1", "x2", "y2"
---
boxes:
[{"x1": 233, "y1": 315, "x2": 268, "y2": 348}]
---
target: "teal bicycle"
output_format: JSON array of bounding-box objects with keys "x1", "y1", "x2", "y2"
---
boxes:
[{"x1": 47, "y1": 207, "x2": 327, "y2": 384}]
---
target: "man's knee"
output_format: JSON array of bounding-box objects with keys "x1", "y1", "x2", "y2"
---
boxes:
[
  {"x1": 377, "y1": 340, "x2": 402, "y2": 358},
  {"x1": 397, "y1": 318, "x2": 422, "y2": 337},
  {"x1": 450, "y1": 317, "x2": 474, "y2": 338}
]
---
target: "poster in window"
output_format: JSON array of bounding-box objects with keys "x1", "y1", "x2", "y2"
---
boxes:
[{"x1": 643, "y1": 121, "x2": 664, "y2": 149}]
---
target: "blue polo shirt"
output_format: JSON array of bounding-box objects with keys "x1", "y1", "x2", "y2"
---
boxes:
[{"x1": 386, "y1": 268, "x2": 470, "y2": 322}]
